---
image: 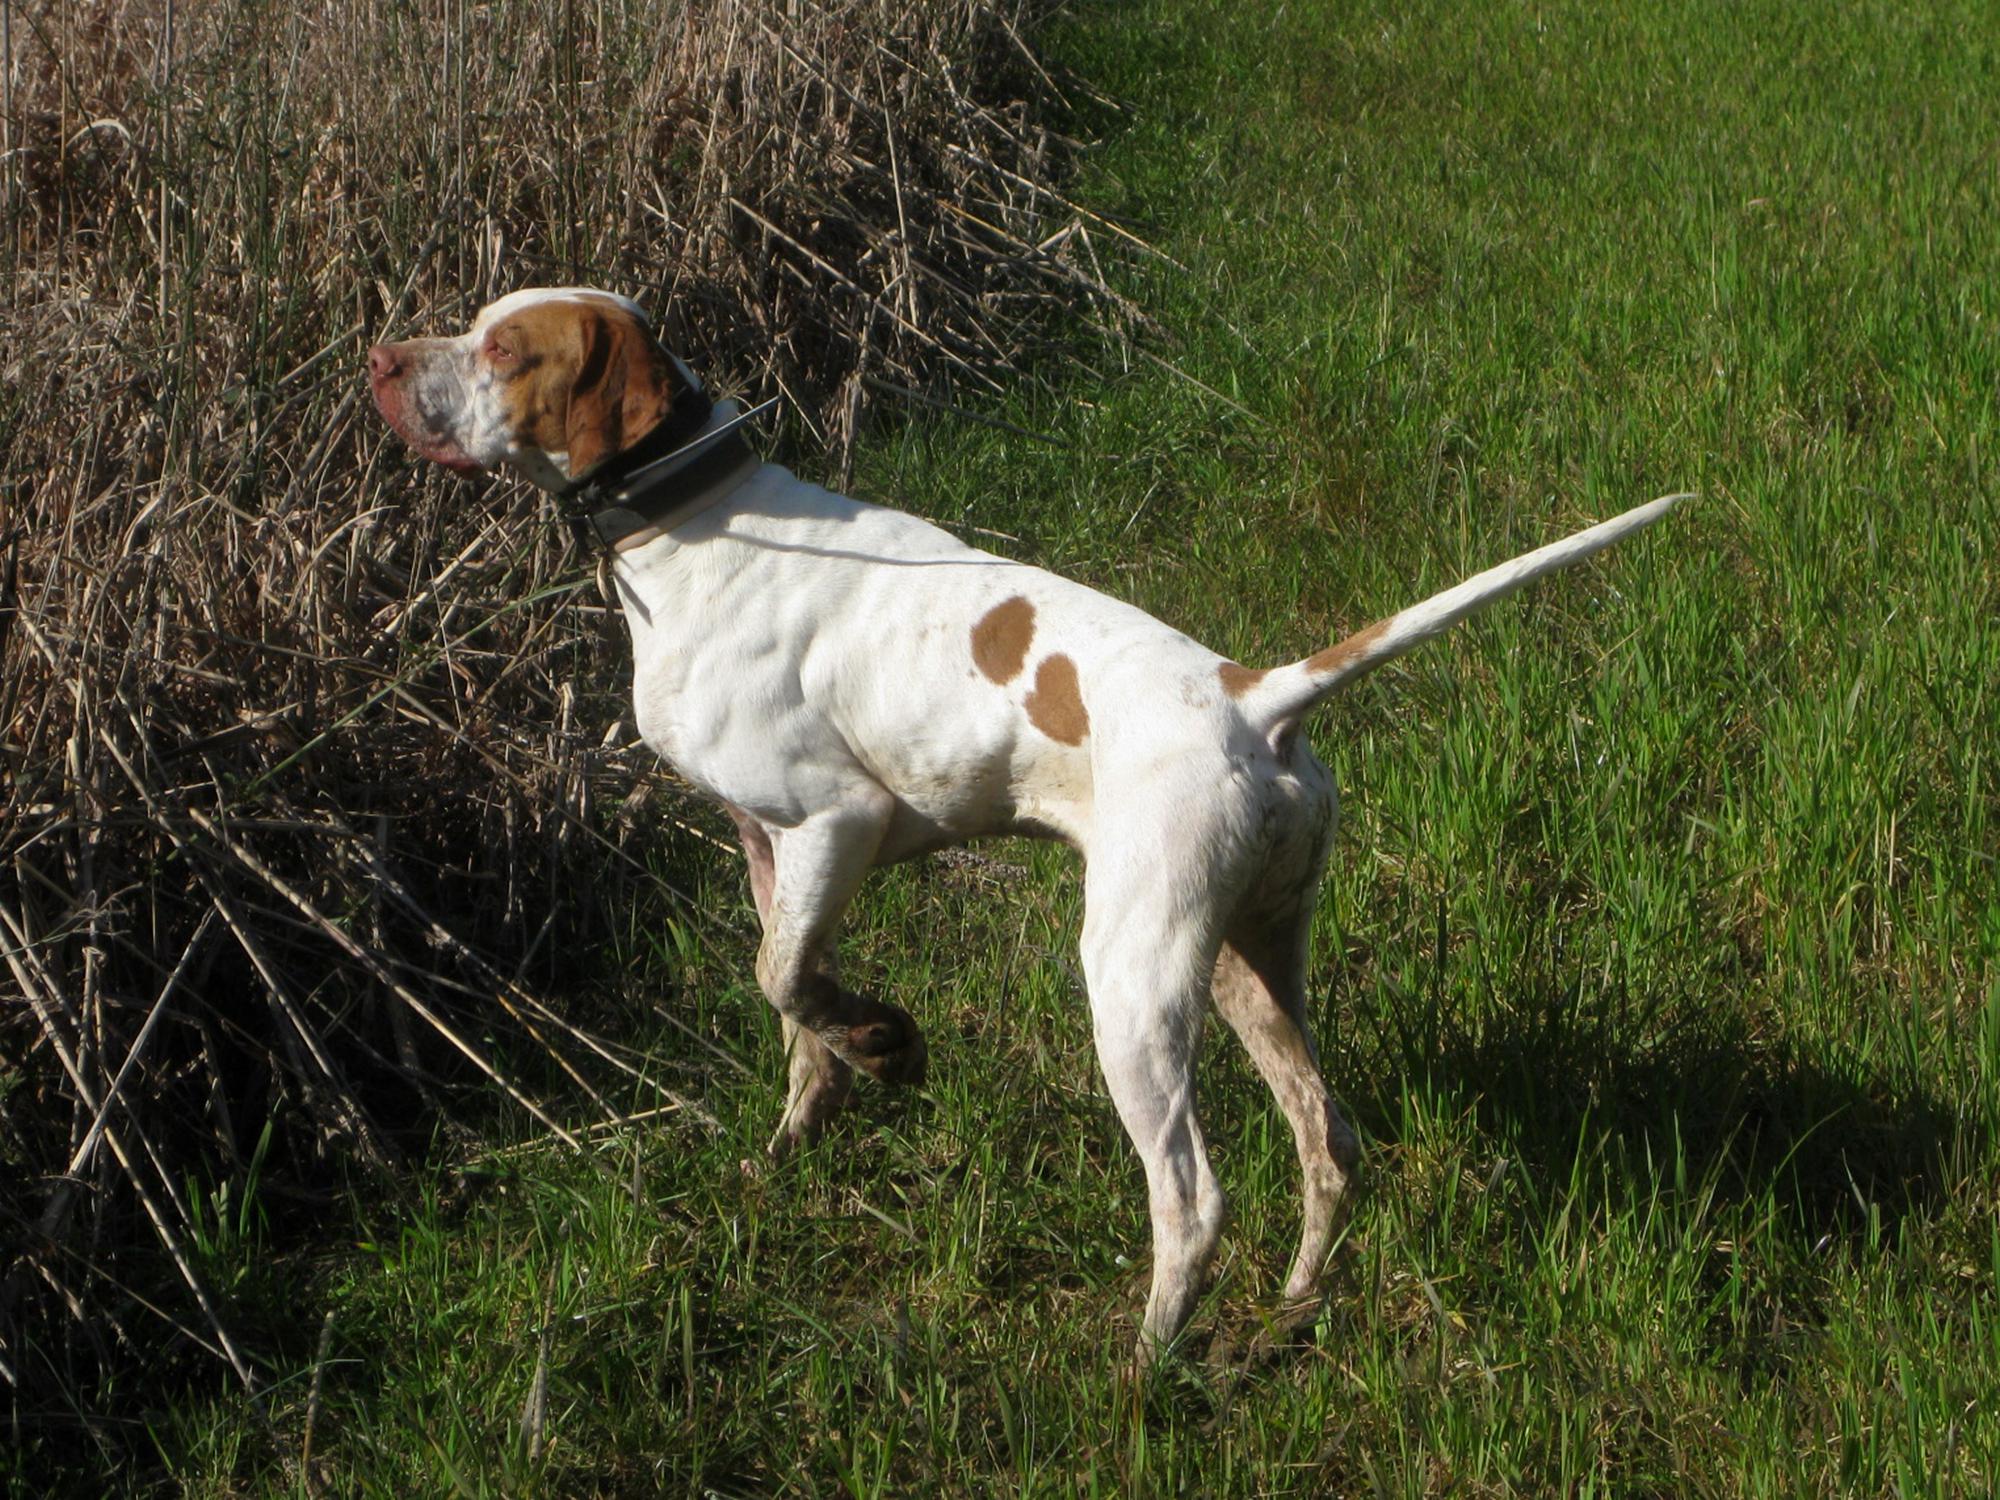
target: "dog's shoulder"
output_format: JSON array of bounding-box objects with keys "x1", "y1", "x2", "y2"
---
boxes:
[{"x1": 719, "y1": 465, "x2": 1004, "y2": 566}]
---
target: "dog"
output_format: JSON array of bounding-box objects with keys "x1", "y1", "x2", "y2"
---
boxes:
[{"x1": 367, "y1": 286, "x2": 1685, "y2": 1361}]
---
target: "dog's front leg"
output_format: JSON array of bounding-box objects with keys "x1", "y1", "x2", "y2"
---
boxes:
[
  {"x1": 724, "y1": 803, "x2": 855, "y2": 1155},
  {"x1": 750, "y1": 795, "x2": 928, "y2": 1155}
]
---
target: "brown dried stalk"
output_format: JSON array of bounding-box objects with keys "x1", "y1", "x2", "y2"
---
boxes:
[{"x1": 0, "y1": 0, "x2": 1130, "y2": 1451}]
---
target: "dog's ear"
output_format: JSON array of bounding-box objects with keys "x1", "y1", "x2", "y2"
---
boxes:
[{"x1": 565, "y1": 305, "x2": 677, "y2": 477}]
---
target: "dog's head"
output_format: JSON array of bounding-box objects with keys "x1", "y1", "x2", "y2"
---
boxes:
[{"x1": 367, "y1": 288, "x2": 697, "y2": 490}]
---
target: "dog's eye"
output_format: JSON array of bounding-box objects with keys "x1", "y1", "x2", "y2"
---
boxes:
[{"x1": 485, "y1": 339, "x2": 516, "y2": 365}]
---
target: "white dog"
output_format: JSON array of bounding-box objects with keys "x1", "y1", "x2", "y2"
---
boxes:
[{"x1": 368, "y1": 286, "x2": 1684, "y2": 1360}]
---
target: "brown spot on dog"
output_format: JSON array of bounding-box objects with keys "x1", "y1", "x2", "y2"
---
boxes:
[
  {"x1": 1025, "y1": 654, "x2": 1089, "y2": 744},
  {"x1": 1218, "y1": 661, "x2": 1266, "y2": 698},
  {"x1": 1305, "y1": 617, "x2": 1390, "y2": 676},
  {"x1": 971, "y1": 595, "x2": 1035, "y2": 683}
]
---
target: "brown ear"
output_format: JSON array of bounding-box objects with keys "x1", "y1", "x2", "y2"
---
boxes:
[{"x1": 564, "y1": 306, "x2": 676, "y2": 477}]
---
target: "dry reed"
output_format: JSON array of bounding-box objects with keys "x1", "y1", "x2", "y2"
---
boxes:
[{"x1": 0, "y1": 0, "x2": 1126, "y2": 1436}]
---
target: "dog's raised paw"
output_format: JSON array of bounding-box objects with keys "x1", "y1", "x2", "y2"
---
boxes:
[{"x1": 837, "y1": 1002, "x2": 928, "y2": 1086}]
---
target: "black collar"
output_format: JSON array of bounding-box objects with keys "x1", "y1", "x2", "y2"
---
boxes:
[
  {"x1": 561, "y1": 394, "x2": 776, "y2": 553},
  {"x1": 564, "y1": 379, "x2": 712, "y2": 503}
]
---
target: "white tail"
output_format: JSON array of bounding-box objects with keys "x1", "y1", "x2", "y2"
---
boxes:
[{"x1": 1238, "y1": 492, "x2": 1692, "y2": 741}]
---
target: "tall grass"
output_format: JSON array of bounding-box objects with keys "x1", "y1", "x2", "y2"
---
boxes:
[{"x1": 0, "y1": 0, "x2": 1115, "y2": 1457}]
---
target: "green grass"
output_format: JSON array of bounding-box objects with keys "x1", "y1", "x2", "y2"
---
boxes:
[{"x1": 127, "y1": 0, "x2": 1999, "y2": 1492}]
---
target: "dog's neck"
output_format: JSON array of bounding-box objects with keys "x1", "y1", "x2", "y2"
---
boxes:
[{"x1": 560, "y1": 396, "x2": 764, "y2": 553}]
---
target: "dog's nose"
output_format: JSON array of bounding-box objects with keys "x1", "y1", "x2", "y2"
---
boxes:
[{"x1": 367, "y1": 344, "x2": 401, "y2": 382}]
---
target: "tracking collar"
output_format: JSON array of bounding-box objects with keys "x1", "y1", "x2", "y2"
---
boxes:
[{"x1": 561, "y1": 357, "x2": 776, "y2": 552}]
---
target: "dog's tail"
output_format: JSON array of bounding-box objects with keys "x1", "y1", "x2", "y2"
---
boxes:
[{"x1": 1237, "y1": 492, "x2": 1692, "y2": 745}]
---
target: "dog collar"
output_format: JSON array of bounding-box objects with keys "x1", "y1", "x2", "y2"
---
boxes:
[{"x1": 563, "y1": 387, "x2": 779, "y2": 553}]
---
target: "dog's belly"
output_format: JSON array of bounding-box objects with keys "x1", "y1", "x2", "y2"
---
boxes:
[{"x1": 868, "y1": 735, "x2": 1094, "y2": 862}]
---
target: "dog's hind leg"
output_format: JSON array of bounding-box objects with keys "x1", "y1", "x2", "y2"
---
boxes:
[
  {"x1": 726, "y1": 802, "x2": 854, "y2": 1154},
  {"x1": 1081, "y1": 857, "x2": 1230, "y2": 1365},
  {"x1": 1212, "y1": 900, "x2": 1360, "y2": 1306},
  {"x1": 750, "y1": 794, "x2": 928, "y2": 1155}
]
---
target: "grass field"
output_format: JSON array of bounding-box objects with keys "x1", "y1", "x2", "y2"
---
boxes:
[{"x1": 28, "y1": 0, "x2": 2000, "y2": 1492}]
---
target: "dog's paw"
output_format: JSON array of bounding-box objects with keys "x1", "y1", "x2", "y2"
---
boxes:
[{"x1": 838, "y1": 1002, "x2": 929, "y2": 1087}]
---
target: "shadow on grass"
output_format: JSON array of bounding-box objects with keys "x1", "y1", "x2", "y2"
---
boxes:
[{"x1": 1342, "y1": 962, "x2": 1973, "y2": 1241}]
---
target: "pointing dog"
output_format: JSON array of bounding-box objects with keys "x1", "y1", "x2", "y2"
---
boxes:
[{"x1": 369, "y1": 286, "x2": 1685, "y2": 1361}]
